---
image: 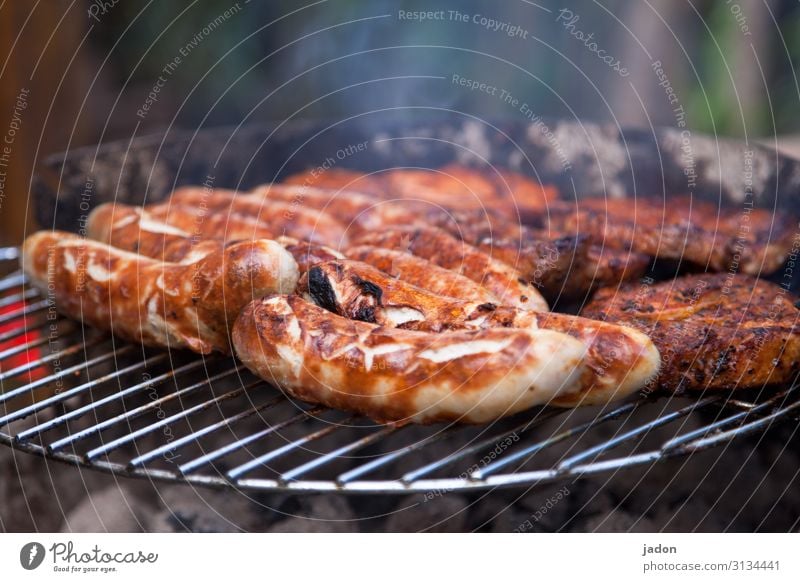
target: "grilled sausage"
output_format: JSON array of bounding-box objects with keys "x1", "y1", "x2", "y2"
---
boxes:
[
  {"x1": 300, "y1": 260, "x2": 660, "y2": 405},
  {"x1": 250, "y1": 183, "x2": 436, "y2": 236},
  {"x1": 282, "y1": 168, "x2": 387, "y2": 197},
  {"x1": 421, "y1": 208, "x2": 648, "y2": 301},
  {"x1": 351, "y1": 226, "x2": 549, "y2": 311},
  {"x1": 232, "y1": 294, "x2": 588, "y2": 424},
  {"x1": 345, "y1": 245, "x2": 499, "y2": 303},
  {"x1": 381, "y1": 167, "x2": 500, "y2": 212},
  {"x1": 275, "y1": 236, "x2": 345, "y2": 273},
  {"x1": 86, "y1": 203, "x2": 221, "y2": 263},
  {"x1": 149, "y1": 187, "x2": 348, "y2": 246},
  {"x1": 22, "y1": 231, "x2": 299, "y2": 354},
  {"x1": 87, "y1": 202, "x2": 343, "y2": 272},
  {"x1": 489, "y1": 167, "x2": 559, "y2": 222},
  {"x1": 282, "y1": 165, "x2": 559, "y2": 221}
]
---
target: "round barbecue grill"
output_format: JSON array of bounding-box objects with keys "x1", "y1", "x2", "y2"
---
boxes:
[
  {"x1": 1, "y1": 247, "x2": 798, "y2": 494},
  {"x1": 5, "y1": 115, "x2": 800, "y2": 494}
]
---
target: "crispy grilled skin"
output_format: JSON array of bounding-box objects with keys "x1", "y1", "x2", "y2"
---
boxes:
[
  {"x1": 490, "y1": 167, "x2": 559, "y2": 222},
  {"x1": 282, "y1": 168, "x2": 387, "y2": 197},
  {"x1": 583, "y1": 245, "x2": 651, "y2": 295},
  {"x1": 426, "y1": 207, "x2": 588, "y2": 279},
  {"x1": 281, "y1": 165, "x2": 559, "y2": 220},
  {"x1": 87, "y1": 203, "x2": 223, "y2": 264},
  {"x1": 232, "y1": 294, "x2": 588, "y2": 423},
  {"x1": 581, "y1": 273, "x2": 800, "y2": 392},
  {"x1": 351, "y1": 226, "x2": 549, "y2": 311},
  {"x1": 275, "y1": 236, "x2": 346, "y2": 273},
  {"x1": 381, "y1": 166, "x2": 499, "y2": 211},
  {"x1": 545, "y1": 196, "x2": 797, "y2": 275},
  {"x1": 388, "y1": 165, "x2": 558, "y2": 220},
  {"x1": 22, "y1": 231, "x2": 299, "y2": 354},
  {"x1": 148, "y1": 187, "x2": 349, "y2": 247},
  {"x1": 86, "y1": 203, "x2": 343, "y2": 272},
  {"x1": 251, "y1": 183, "x2": 440, "y2": 236},
  {"x1": 273, "y1": 169, "x2": 643, "y2": 298},
  {"x1": 423, "y1": 208, "x2": 648, "y2": 301},
  {"x1": 345, "y1": 245, "x2": 499, "y2": 303},
  {"x1": 299, "y1": 260, "x2": 660, "y2": 405}
]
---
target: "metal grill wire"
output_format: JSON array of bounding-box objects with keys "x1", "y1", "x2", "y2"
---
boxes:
[{"x1": 0, "y1": 248, "x2": 798, "y2": 494}]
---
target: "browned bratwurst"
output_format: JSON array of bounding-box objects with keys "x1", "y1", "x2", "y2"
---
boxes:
[
  {"x1": 232, "y1": 294, "x2": 588, "y2": 424},
  {"x1": 345, "y1": 245, "x2": 499, "y2": 304},
  {"x1": 250, "y1": 183, "x2": 443, "y2": 236},
  {"x1": 86, "y1": 202, "x2": 343, "y2": 273},
  {"x1": 299, "y1": 260, "x2": 660, "y2": 405},
  {"x1": 351, "y1": 226, "x2": 549, "y2": 311},
  {"x1": 257, "y1": 180, "x2": 643, "y2": 301},
  {"x1": 148, "y1": 187, "x2": 348, "y2": 247},
  {"x1": 22, "y1": 231, "x2": 298, "y2": 354},
  {"x1": 86, "y1": 203, "x2": 222, "y2": 263}
]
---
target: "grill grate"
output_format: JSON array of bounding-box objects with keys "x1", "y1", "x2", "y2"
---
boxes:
[{"x1": 1, "y1": 248, "x2": 798, "y2": 494}]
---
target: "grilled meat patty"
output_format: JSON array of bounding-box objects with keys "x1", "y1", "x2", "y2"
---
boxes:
[{"x1": 581, "y1": 273, "x2": 800, "y2": 392}]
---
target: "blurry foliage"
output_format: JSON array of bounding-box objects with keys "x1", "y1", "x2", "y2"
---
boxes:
[{"x1": 86, "y1": 0, "x2": 800, "y2": 137}]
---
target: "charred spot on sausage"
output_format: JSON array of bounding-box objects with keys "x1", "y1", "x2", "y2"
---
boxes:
[
  {"x1": 307, "y1": 266, "x2": 340, "y2": 313},
  {"x1": 354, "y1": 304, "x2": 377, "y2": 323},
  {"x1": 351, "y1": 275, "x2": 383, "y2": 305}
]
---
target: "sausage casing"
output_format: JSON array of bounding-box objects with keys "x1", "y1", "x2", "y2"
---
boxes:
[
  {"x1": 300, "y1": 260, "x2": 660, "y2": 405},
  {"x1": 233, "y1": 295, "x2": 587, "y2": 424},
  {"x1": 22, "y1": 231, "x2": 299, "y2": 354}
]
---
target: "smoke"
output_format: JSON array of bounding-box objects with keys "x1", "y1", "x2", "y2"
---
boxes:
[{"x1": 253, "y1": 0, "x2": 553, "y2": 124}]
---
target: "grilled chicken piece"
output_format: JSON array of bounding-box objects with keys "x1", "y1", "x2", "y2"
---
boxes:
[
  {"x1": 351, "y1": 226, "x2": 549, "y2": 311},
  {"x1": 544, "y1": 196, "x2": 797, "y2": 275},
  {"x1": 581, "y1": 273, "x2": 800, "y2": 392},
  {"x1": 233, "y1": 294, "x2": 588, "y2": 424},
  {"x1": 298, "y1": 260, "x2": 660, "y2": 405}
]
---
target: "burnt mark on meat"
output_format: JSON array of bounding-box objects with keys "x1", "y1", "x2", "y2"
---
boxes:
[
  {"x1": 307, "y1": 266, "x2": 339, "y2": 313},
  {"x1": 712, "y1": 349, "x2": 732, "y2": 376},
  {"x1": 352, "y1": 275, "x2": 383, "y2": 305},
  {"x1": 353, "y1": 304, "x2": 377, "y2": 323}
]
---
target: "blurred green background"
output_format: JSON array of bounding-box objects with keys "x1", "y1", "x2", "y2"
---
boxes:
[{"x1": 81, "y1": 0, "x2": 800, "y2": 136}]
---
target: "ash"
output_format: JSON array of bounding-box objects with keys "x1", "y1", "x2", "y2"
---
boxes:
[{"x1": 2, "y1": 416, "x2": 798, "y2": 533}]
